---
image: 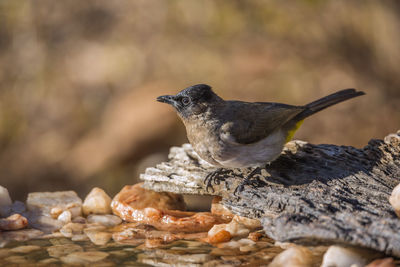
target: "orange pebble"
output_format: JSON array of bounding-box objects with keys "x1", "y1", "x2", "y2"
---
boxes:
[{"x1": 208, "y1": 230, "x2": 231, "y2": 244}]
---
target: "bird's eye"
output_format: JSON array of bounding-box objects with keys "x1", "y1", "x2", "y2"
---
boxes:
[{"x1": 181, "y1": 97, "x2": 191, "y2": 106}]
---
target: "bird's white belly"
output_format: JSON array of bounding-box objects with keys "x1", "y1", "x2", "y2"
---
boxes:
[{"x1": 215, "y1": 130, "x2": 286, "y2": 168}]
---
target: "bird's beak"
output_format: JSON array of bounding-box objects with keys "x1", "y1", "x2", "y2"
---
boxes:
[{"x1": 157, "y1": 95, "x2": 176, "y2": 106}]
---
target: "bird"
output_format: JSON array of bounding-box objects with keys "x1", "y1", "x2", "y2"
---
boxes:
[{"x1": 157, "y1": 84, "x2": 365, "y2": 194}]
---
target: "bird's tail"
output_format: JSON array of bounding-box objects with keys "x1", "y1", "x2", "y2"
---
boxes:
[{"x1": 293, "y1": 88, "x2": 365, "y2": 121}]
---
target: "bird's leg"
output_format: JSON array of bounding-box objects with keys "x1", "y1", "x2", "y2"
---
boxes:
[
  {"x1": 204, "y1": 168, "x2": 235, "y2": 193},
  {"x1": 233, "y1": 167, "x2": 262, "y2": 196}
]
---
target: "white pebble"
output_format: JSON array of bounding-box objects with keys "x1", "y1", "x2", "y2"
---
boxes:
[
  {"x1": 269, "y1": 246, "x2": 314, "y2": 267},
  {"x1": 321, "y1": 246, "x2": 367, "y2": 267},
  {"x1": 57, "y1": 210, "x2": 72, "y2": 223}
]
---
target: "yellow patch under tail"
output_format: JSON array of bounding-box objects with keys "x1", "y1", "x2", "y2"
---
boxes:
[{"x1": 285, "y1": 120, "x2": 304, "y2": 143}]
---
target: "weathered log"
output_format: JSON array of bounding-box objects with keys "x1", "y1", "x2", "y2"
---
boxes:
[{"x1": 141, "y1": 131, "x2": 400, "y2": 256}]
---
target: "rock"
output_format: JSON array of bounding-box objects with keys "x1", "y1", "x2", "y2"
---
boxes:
[
  {"x1": 57, "y1": 210, "x2": 72, "y2": 223},
  {"x1": 86, "y1": 231, "x2": 112, "y2": 246},
  {"x1": 1, "y1": 229, "x2": 43, "y2": 242},
  {"x1": 47, "y1": 244, "x2": 83, "y2": 258},
  {"x1": 60, "y1": 251, "x2": 109, "y2": 264},
  {"x1": 321, "y1": 246, "x2": 375, "y2": 267},
  {"x1": 26, "y1": 212, "x2": 64, "y2": 232},
  {"x1": 208, "y1": 218, "x2": 251, "y2": 241},
  {"x1": 4, "y1": 255, "x2": 30, "y2": 264},
  {"x1": 268, "y1": 246, "x2": 314, "y2": 267},
  {"x1": 0, "y1": 214, "x2": 28, "y2": 230},
  {"x1": 389, "y1": 184, "x2": 400, "y2": 217},
  {"x1": 141, "y1": 131, "x2": 400, "y2": 256},
  {"x1": 27, "y1": 191, "x2": 82, "y2": 217},
  {"x1": 0, "y1": 186, "x2": 12, "y2": 217},
  {"x1": 87, "y1": 214, "x2": 122, "y2": 227},
  {"x1": 26, "y1": 191, "x2": 82, "y2": 232},
  {"x1": 82, "y1": 187, "x2": 112, "y2": 216},
  {"x1": 112, "y1": 183, "x2": 226, "y2": 232},
  {"x1": 59, "y1": 222, "x2": 85, "y2": 238},
  {"x1": 10, "y1": 245, "x2": 40, "y2": 253}
]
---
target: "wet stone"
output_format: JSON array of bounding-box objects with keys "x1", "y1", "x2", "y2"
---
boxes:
[
  {"x1": 87, "y1": 214, "x2": 122, "y2": 227},
  {"x1": 47, "y1": 243, "x2": 83, "y2": 258},
  {"x1": 60, "y1": 251, "x2": 109, "y2": 264},
  {"x1": 10, "y1": 245, "x2": 41, "y2": 253}
]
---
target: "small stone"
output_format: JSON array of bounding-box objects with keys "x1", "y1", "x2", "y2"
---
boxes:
[
  {"x1": 86, "y1": 231, "x2": 112, "y2": 246},
  {"x1": 0, "y1": 248, "x2": 11, "y2": 258},
  {"x1": 57, "y1": 210, "x2": 72, "y2": 223},
  {"x1": 321, "y1": 246, "x2": 368, "y2": 267},
  {"x1": 71, "y1": 234, "x2": 89, "y2": 242},
  {"x1": 72, "y1": 216, "x2": 87, "y2": 224},
  {"x1": 26, "y1": 212, "x2": 64, "y2": 232},
  {"x1": 50, "y1": 207, "x2": 63, "y2": 219},
  {"x1": 208, "y1": 219, "x2": 250, "y2": 241},
  {"x1": 60, "y1": 251, "x2": 109, "y2": 264},
  {"x1": 389, "y1": 184, "x2": 400, "y2": 217},
  {"x1": 83, "y1": 187, "x2": 113, "y2": 215},
  {"x1": 4, "y1": 255, "x2": 29, "y2": 264},
  {"x1": 269, "y1": 246, "x2": 314, "y2": 267},
  {"x1": 208, "y1": 229, "x2": 231, "y2": 244},
  {"x1": 1, "y1": 229, "x2": 43, "y2": 241},
  {"x1": 0, "y1": 186, "x2": 12, "y2": 217},
  {"x1": 39, "y1": 258, "x2": 60, "y2": 264},
  {"x1": 26, "y1": 190, "x2": 82, "y2": 217},
  {"x1": 10, "y1": 245, "x2": 40, "y2": 253},
  {"x1": 59, "y1": 222, "x2": 85, "y2": 238},
  {"x1": 47, "y1": 244, "x2": 83, "y2": 258},
  {"x1": 0, "y1": 213, "x2": 28, "y2": 230},
  {"x1": 87, "y1": 214, "x2": 122, "y2": 227}
]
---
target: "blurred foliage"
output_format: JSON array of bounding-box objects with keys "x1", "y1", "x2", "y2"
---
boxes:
[{"x1": 0, "y1": 0, "x2": 399, "y2": 200}]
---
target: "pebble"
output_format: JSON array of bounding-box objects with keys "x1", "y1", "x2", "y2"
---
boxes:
[
  {"x1": 60, "y1": 251, "x2": 109, "y2": 264},
  {"x1": 86, "y1": 231, "x2": 113, "y2": 245},
  {"x1": 268, "y1": 246, "x2": 314, "y2": 267},
  {"x1": 208, "y1": 219, "x2": 250, "y2": 241},
  {"x1": 1, "y1": 229, "x2": 43, "y2": 242},
  {"x1": 71, "y1": 234, "x2": 89, "y2": 241},
  {"x1": 4, "y1": 255, "x2": 29, "y2": 264},
  {"x1": 59, "y1": 222, "x2": 85, "y2": 238},
  {"x1": 10, "y1": 245, "x2": 40, "y2": 253},
  {"x1": 0, "y1": 186, "x2": 12, "y2": 217},
  {"x1": 47, "y1": 244, "x2": 83, "y2": 258},
  {"x1": 87, "y1": 214, "x2": 122, "y2": 227},
  {"x1": 26, "y1": 212, "x2": 64, "y2": 232},
  {"x1": 321, "y1": 246, "x2": 368, "y2": 267},
  {"x1": 57, "y1": 210, "x2": 72, "y2": 223},
  {"x1": 83, "y1": 187, "x2": 113, "y2": 215},
  {"x1": 0, "y1": 213, "x2": 28, "y2": 230}
]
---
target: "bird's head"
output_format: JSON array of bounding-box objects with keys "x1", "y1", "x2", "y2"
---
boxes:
[{"x1": 157, "y1": 84, "x2": 221, "y2": 119}]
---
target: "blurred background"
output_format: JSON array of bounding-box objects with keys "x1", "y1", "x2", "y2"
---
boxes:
[{"x1": 0, "y1": 0, "x2": 399, "y2": 201}]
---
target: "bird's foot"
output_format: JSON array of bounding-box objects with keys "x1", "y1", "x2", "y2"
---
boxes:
[
  {"x1": 204, "y1": 168, "x2": 234, "y2": 193},
  {"x1": 233, "y1": 167, "x2": 262, "y2": 196}
]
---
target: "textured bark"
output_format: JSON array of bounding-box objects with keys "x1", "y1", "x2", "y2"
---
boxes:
[{"x1": 141, "y1": 131, "x2": 400, "y2": 256}]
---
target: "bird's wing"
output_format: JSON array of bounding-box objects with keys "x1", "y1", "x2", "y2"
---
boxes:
[{"x1": 220, "y1": 102, "x2": 305, "y2": 145}]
